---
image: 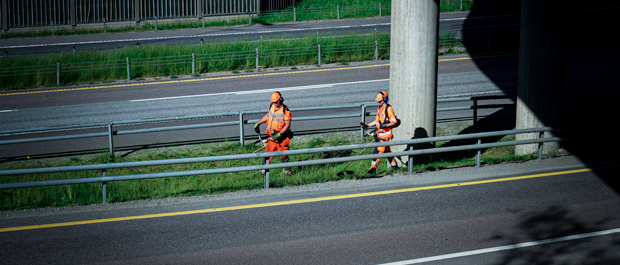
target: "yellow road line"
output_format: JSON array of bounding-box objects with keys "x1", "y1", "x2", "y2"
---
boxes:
[
  {"x1": 0, "y1": 53, "x2": 516, "y2": 97},
  {"x1": 0, "y1": 167, "x2": 591, "y2": 233}
]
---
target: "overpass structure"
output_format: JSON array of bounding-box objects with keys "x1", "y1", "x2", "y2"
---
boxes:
[{"x1": 390, "y1": 0, "x2": 609, "y2": 159}]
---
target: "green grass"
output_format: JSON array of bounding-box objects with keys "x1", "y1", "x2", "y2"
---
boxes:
[
  {"x1": 0, "y1": 31, "x2": 397, "y2": 89},
  {"x1": 0, "y1": 126, "x2": 568, "y2": 211}
]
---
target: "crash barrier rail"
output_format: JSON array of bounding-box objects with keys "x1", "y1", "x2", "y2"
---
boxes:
[
  {"x1": 0, "y1": 95, "x2": 515, "y2": 157},
  {"x1": 0, "y1": 122, "x2": 595, "y2": 204}
]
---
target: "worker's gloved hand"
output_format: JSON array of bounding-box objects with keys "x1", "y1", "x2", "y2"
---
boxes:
[
  {"x1": 272, "y1": 132, "x2": 281, "y2": 140},
  {"x1": 360, "y1": 122, "x2": 368, "y2": 129},
  {"x1": 254, "y1": 123, "x2": 261, "y2": 134},
  {"x1": 379, "y1": 123, "x2": 388, "y2": 129}
]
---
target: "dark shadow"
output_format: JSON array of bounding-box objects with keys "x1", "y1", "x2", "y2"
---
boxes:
[
  {"x1": 436, "y1": 107, "x2": 516, "y2": 163},
  {"x1": 461, "y1": 0, "x2": 620, "y2": 194},
  {"x1": 491, "y1": 205, "x2": 620, "y2": 264}
]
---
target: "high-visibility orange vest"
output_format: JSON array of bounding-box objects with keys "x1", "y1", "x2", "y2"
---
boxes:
[
  {"x1": 375, "y1": 104, "x2": 396, "y2": 140},
  {"x1": 266, "y1": 103, "x2": 292, "y2": 136}
]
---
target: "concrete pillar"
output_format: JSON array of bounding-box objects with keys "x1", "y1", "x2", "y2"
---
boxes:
[
  {"x1": 196, "y1": 0, "x2": 203, "y2": 18},
  {"x1": 134, "y1": 0, "x2": 141, "y2": 26},
  {"x1": 515, "y1": 0, "x2": 565, "y2": 155},
  {"x1": 389, "y1": 0, "x2": 439, "y2": 164},
  {"x1": 70, "y1": 0, "x2": 76, "y2": 29},
  {"x1": 2, "y1": 0, "x2": 8, "y2": 32}
]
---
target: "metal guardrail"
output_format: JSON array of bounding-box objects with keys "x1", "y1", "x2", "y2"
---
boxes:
[
  {"x1": 0, "y1": 96, "x2": 515, "y2": 157},
  {"x1": 0, "y1": 123, "x2": 589, "y2": 204}
]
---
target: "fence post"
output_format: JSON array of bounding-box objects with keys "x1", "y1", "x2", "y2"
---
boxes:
[
  {"x1": 255, "y1": 48, "x2": 259, "y2": 71},
  {"x1": 155, "y1": 16, "x2": 158, "y2": 30},
  {"x1": 461, "y1": 0, "x2": 463, "y2": 11},
  {"x1": 104, "y1": 17, "x2": 107, "y2": 33},
  {"x1": 51, "y1": 21, "x2": 55, "y2": 36},
  {"x1": 264, "y1": 159, "x2": 270, "y2": 188},
  {"x1": 361, "y1": 104, "x2": 367, "y2": 138},
  {"x1": 249, "y1": 12, "x2": 252, "y2": 24},
  {"x1": 108, "y1": 123, "x2": 115, "y2": 158},
  {"x1": 239, "y1": 111, "x2": 245, "y2": 146},
  {"x1": 476, "y1": 138, "x2": 481, "y2": 167},
  {"x1": 192, "y1": 53, "x2": 195, "y2": 75},
  {"x1": 337, "y1": 5, "x2": 340, "y2": 19},
  {"x1": 375, "y1": 40, "x2": 378, "y2": 60},
  {"x1": 202, "y1": 13, "x2": 205, "y2": 28},
  {"x1": 126, "y1": 57, "x2": 130, "y2": 80},
  {"x1": 318, "y1": 44, "x2": 321, "y2": 66},
  {"x1": 294, "y1": 8, "x2": 296, "y2": 22},
  {"x1": 473, "y1": 98, "x2": 478, "y2": 127},
  {"x1": 102, "y1": 170, "x2": 107, "y2": 204},
  {"x1": 408, "y1": 145, "x2": 414, "y2": 174},
  {"x1": 56, "y1": 61, "x2": 60, "y2": 85},
  {"x1": 379, "y1": 3, "x2": 382, "y2": 17}
]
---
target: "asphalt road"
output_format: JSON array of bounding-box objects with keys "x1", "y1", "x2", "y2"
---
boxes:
[
  {"x1": 0, "y1": 11, "x2": 522, "y2": 56},
  {"x1": 1, "y1": 155, "x2": 619, "y2": 264}
]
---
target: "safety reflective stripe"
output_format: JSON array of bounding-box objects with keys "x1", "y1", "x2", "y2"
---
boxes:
[{"x1": 377, "y1": 131, "x2": 392, "y2": 136}]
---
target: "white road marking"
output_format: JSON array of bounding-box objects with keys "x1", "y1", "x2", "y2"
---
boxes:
[
  {"x1": 129, "y1": 79, "x2": 389, "y2": 102},
  {"x1": 0, "y1": 23, "x2": 390, "y2": 49},
  {"x1": 0, "y1": 110, "x2": 17, "y2": 113},
  {"x1": 378, "y1": 227, "x2": 620, "y2": 265}
]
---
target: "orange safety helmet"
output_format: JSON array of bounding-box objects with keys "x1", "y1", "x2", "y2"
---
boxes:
[
  {"x1": 375, "y1": 91, "x2": 388, "y2": 103},
  {"x1": 270, "y1": 91, "x2": 283, "y2": 103}
]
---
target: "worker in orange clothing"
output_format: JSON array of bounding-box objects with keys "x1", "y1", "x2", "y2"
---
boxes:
[
  {"x1": 254, "y1": 91, "x2": 293, "y2": 174},
  {"x1": 361, "y1": 91, "x2": 399, "y2": 175}
]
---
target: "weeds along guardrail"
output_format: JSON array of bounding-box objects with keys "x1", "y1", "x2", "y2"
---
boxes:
[
  {"x1": 0, "y1": 123, "x2": 591, "y2": 204},
  {"x1": 0, "y1": 35, "x2": 466, "y2": 89},
  {"x1": 0, "y1": 95, "x2": 515, "y2": 158}
]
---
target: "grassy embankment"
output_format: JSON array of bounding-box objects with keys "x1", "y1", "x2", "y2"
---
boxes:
[{"x1": 0, "y1": 122, "x2": 566, "y2": 211}]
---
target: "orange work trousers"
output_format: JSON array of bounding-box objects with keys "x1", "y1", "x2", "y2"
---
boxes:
[{"x1": 266, "y1": 137, "x2": 291, "y2": 163}]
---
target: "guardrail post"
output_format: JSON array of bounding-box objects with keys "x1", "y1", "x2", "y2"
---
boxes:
[
  {"x1": 108, "y1": 123, "x2": 115, "y2": 158},
  {"x1": 476, "y1": 138, "x2": 481, "y2": 167},
  {"x1": 255, "y1": 48, "x2": 259, "y2": 71},
  {"x1": 318, "y1": 44, "x2": 321, "y2": 66},
  {"x1": 408, "y1": 145, "x2": 414, "y2": 174},
  {"x1": 249, "y1": 12, "x2": 252, "y2": 24},
  {"x1": 104, "y1": 17, "x2": 107, "y2": 33},
  {"x1": 126, "y1": 57, "x2": 130, "y2": 80},
  {"x1": 56, "y1": 61, "x2": 60, "y2": 85},
  {"x1": 102, "y1": 170, "x2": 107, "y2": 204},
  {"x1": 264, "y1": 159, "x2": 270, "y2": 189},
  {"x1": 379, "y1": 3, "x2": 382, "y2": 17},
  {"x1": 473, "y1": 98, "x2": 478, "y2": 127},
  {"x1": 460, "y1": 0, "x2": 463, "y2": 11},
  {"x1": 337, "y1": 5, "x2": 340, "y2": 19},
  {"x1": 155, "y1": 16, "x2": 158, "y2": 30},
  {"x1": 375, "y1": 40, "x2": 378, "y2": 60},
  {"x1": 537, "y1": 131, "x2": 544, "y2": 160},
  {"x1": 51, "y1": 20, "x2": 55, "y2": 36},
  {"x1": 239, "y1": 111, "x2": 245, "y2": 146},
  {"x1": 294, "y1": 8, "x2": 296, "y2": 22},
  {"x1": 192, "y1": 53, "x2": 195, "y2": 75},
  {"x1": 361, "y1": 104, "x2": 367, "y2": 138},
  {"x1": 202, "y1": 13, "x2": 205, "y2": 28}
]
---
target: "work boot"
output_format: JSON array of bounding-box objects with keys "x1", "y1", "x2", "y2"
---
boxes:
[
  {"x1": 390, "y1": 162, "x2": 398, "y2": 170},
  {"x1": 258, "y1": 169, "x2": 266, "y2": 174},
  {"x1": 283, "y1": 168, "x2": 293, "y2": 175},
  {"x1": 367, "y1": 167, "x2": 376, "y2": 175}
]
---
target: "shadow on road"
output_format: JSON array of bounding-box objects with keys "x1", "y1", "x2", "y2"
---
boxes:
[{"x1": 491, "y1": 205, "x2": 620, "y2": 264}]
